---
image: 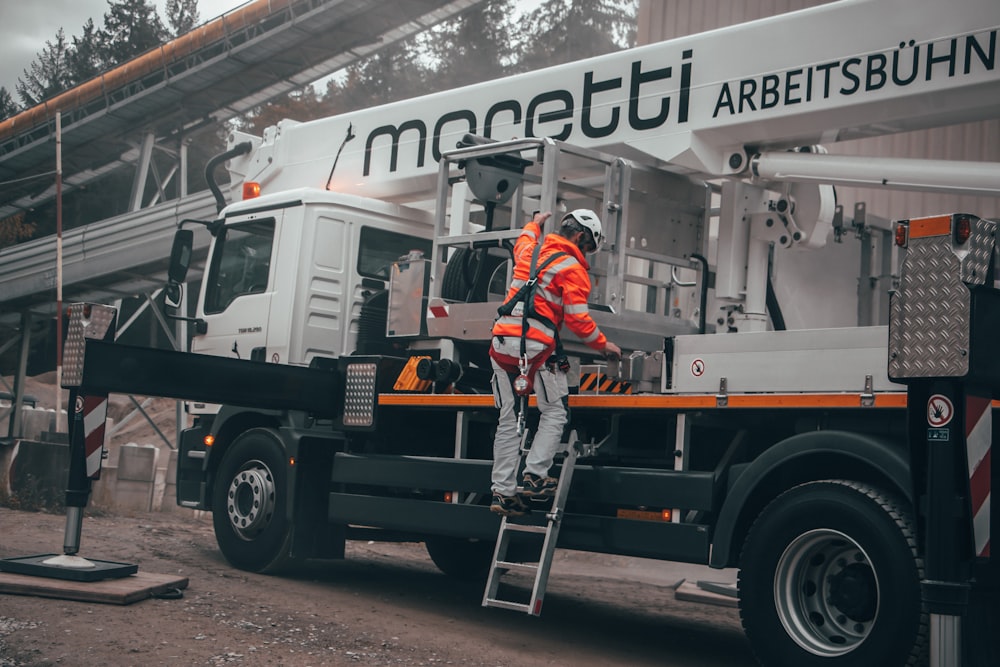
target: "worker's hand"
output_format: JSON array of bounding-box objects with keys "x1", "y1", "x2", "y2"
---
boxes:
[
  {"x1": 532, "y1": 211, "x2": 552, "y2": 226},
  {"x1": 603, "y1": 341, "x2": 621, "y2": 361}
]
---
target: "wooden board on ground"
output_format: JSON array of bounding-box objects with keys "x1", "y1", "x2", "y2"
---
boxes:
[{"x1": 0, "y1": 570, "x2": 189, "y2": 605}]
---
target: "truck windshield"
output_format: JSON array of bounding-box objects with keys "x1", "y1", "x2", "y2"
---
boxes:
[{"x1": 204, "y1": 219, "x2": 276, "y2": 314}]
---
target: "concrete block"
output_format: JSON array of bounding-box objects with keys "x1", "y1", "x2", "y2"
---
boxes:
[
  {"x1": 160, "y1": 449, "x2": 180, "y2": 513},
  {"x1": 20, "y1": 407, "x2": 54, "y2": 441},
  {"x1": 90, "y1": 465, "x2": 118, "y2": 510},
  {"x1": 114, "y1": 443, "x2": 159, "y2": 513},
  {"x1": 118, "y1": 443, "x2": 158, "y2": 481},
  {"x1": 0, "y1": 440, "x2": 17, "y2": 498}
]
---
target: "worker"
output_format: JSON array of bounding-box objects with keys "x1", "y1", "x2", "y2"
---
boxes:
[{"x1": 488, "y1": 209, "x2": 622, "y2": 516}]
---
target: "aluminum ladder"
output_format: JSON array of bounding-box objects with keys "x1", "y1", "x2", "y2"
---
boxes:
[{"x1": 481, "y1": 433, "x2": 583, "y2": 616}]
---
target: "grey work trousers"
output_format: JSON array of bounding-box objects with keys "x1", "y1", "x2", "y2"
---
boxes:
[{"x1": 490, "y1": 337, "x2": 569, "y2": 497}]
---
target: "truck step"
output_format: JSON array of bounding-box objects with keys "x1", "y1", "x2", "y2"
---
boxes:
[
  {"x1": 496, "y1": 560, "x2": 538, "y2": 572},
  {"x1": 482, "y1": 598, "x2": 533, "y2": 613},
  {"x1": 503, "y1": 523, "x2": 548, "y2": 534}
]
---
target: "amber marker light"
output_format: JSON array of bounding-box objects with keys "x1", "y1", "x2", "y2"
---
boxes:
[
  {"x1": 203, "y1": 434, "x2": 215, "y2": 447},
  {"x1": 243, "y1": 181, "x2": 261, "y2": 199},
  {"x1": 661, "y1": 509, "x2": 672, "y2": 521}
]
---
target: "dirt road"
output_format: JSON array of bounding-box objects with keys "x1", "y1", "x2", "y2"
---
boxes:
[{"x1": 0, "y1": 507, "x2": 757, "y2": 666}]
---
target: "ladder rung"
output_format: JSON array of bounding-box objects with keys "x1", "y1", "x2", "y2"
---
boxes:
[
  {"x1": 502, "y1": 523, "x2": 549, "y2": 534},
  {"x1": 496, "y1": 560, "x2": 538, "y2": 572},
  {"x1": 484, "y1": 598, "x2": 532, "y2": 613}
]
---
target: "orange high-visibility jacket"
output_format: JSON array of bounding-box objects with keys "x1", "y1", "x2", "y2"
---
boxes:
[{"x1": 492, "y1": 220, "x2": 607, "y2": 361}]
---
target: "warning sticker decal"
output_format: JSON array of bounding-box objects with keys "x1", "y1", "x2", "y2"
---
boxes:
[{"x1": 927, "y1": 394, "x2": 954, "y2": 427}]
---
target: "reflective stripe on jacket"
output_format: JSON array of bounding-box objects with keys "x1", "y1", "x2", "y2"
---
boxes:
[{"x1": 491, "y1": 220, "x2": 607, "y2": 354}]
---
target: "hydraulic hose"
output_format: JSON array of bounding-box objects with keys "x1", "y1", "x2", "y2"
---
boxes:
[{"x1": 205, "y1": 141, "x2": 253, "y2": 215}]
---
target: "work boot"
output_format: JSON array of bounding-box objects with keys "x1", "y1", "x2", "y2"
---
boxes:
[
  {"x1": 490, "y1": 492, "x2": 529, "y2": 516},
  {"x1": 521, "y1": 473, "x2": 558, "y2": 498}
]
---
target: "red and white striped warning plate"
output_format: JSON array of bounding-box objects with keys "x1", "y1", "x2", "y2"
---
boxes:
[
  {"x1": 78, "y1": 394, "x2": 109, "y2": 480},
  {"x1": 966, "y1": 395, "x2": 991, "y2": 558}
]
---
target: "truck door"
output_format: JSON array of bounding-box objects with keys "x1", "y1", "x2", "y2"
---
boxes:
[{"x1": 197, "y1": 217, "x2": 277, "y2": 362}]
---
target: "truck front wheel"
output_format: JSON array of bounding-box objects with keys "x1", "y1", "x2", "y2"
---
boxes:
[
  {"x1": 212, "y1": 428, "x2": 293, "y2": 573},
  {"x1": 738, "y1": 480, "x2": 926, "y2": 666}
]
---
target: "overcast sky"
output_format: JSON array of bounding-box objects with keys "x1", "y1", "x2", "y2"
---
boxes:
[
  {"x1": 2, "y1": 1, "x2": 547, "y2": 100},
  {"x1": 2, "y1": 0, "x2": 252, "y2": 94}
]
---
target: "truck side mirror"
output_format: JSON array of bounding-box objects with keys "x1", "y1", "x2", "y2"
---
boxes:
[
  {"x1": 164, "y1": 282, "x2": 183, "y2": 310},
  {"x1": 164, "y1": 228, "x2": 208, "y2": 334},
  {"x1": 169, "y1": 229, "x2": 194, "y2": 284}
]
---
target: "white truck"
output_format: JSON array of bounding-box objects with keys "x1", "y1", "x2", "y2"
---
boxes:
[{"x1": 60, "y1": 0, "x2": 999, "y2": 664}]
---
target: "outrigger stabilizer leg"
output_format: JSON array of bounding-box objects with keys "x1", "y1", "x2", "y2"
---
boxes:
[{"x1": 0, "y1": 304, "x2": 137, "y2": 581}]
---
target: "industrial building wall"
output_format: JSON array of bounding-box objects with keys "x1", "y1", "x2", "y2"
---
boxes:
[{"x1": 637, "y1": 0, "x2": 1000, "y2": 221}]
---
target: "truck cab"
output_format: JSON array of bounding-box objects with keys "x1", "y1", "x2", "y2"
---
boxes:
[{"x1": 190, "y1": 188, "x2": 434, "y2": 367}]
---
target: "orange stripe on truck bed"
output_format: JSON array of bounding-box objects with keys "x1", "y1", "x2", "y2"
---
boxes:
[
  {"x1": 379, "y1": 393, "x2": 910, "y2": 409},
  {"x1": 908, "y1": 215, "x2": 952, "y2": 238}
]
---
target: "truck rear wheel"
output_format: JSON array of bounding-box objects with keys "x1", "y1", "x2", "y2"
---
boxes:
[
  {"x1": 212, "y1": 427, "x2": 294, "y2": 573},
  {"x1": 738, "y1": 480, "x2": 926, "y2": 667}
]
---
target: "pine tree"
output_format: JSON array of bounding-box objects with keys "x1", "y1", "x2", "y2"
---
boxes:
[
  {"x1": 326, "y1": 41, "x2": 432, "y2": 113},
  {"x1": 0, "y1": 86, "x2": 18, "y2": 120},
  {"x1": 422, "y1": 0, "x2": 520, "y2": 90},
  {"x1": 166, "y1": 0, "x2": 201, "y2": 37},
  {"x1": 67, "y1": 19, "x2": 105, "y2": 84},
  {"x1": 16, "y1": 28, "x2": 72, "y2": 107},
  {"x1": 99, "y1": 0, "x2": 170, "y2": 65},
  {"x1": 519, "y1": 0, "x2": 637, "y2": 71}
]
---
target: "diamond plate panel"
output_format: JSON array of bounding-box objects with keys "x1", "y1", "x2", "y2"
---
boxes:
[
  {"x1": 63, "y1": 303, "x2": 119, "y2": 387},
  {"x1": 889, "y1": 216, "x2": 996, "y2": 380},
  {"x1": 960, "y1": 217, "x2": 996, "y2": 286}
]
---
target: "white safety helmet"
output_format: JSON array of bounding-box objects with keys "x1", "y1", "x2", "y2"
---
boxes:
[{"x1": 561, "y1": 209, "x2": 603, "y2": 253}]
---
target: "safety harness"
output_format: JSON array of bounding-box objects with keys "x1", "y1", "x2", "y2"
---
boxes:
[{"x1": 493, "y1": 241, "x2": 572, "y2": 435}]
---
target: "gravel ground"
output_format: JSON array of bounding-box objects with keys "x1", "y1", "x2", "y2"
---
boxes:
[{"x1": 0, "y1": 506, "x2": 756, "y2": 666}]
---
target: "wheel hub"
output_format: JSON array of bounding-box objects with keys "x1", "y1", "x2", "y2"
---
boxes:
[
  {"x1": 828, "y1": 562, "x2": 877, "y2": 621},
  {"x1": 225, "y1": 460, "x2": 276, "y2": 539},
  {"x1": 774, "y1": 528, "x2": 879, "y2": 657}
]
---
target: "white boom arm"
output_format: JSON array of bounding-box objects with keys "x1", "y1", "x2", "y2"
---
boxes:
[
  {"x1": 228, "y1": 0, "x2": 1000, "y2": 202},
  {"x1": 753, "y1": 152, "x2": 1000, "y2": 197}
]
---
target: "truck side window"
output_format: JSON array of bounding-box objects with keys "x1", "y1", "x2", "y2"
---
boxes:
[
  {"x1": 204, "y1": 219, "x2": 276, "y2": 314},
  {"x1": 358, "y1": 227, "x2": 432, "y2": 280}
]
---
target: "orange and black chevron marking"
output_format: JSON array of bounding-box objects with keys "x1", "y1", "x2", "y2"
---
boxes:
[{"x1": 579, "y1": 372, "x2": 632, "y2": 394}]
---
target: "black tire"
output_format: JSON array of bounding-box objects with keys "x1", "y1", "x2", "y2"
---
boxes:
[
  {"x1": 425, "y1": 535, "x2": 495, "y2": 581},
  {"x1": 212, "y1": 428, "x2": 294, "y2": 573},
  {"x1": 738, "y1": 480, "x2": 926, "y2": 667}
]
